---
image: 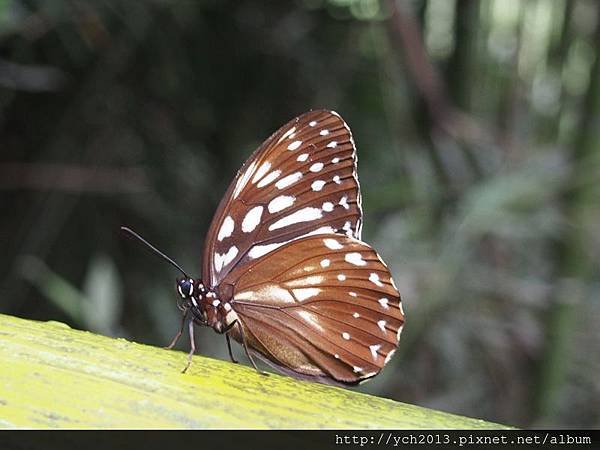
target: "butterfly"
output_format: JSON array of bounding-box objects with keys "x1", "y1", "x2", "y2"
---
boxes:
[{"x1": 122, "y1": 110, "x2": 405, "y2": 386}]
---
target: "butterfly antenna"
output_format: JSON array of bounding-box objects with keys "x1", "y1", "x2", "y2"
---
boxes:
[{"x1": 120, "y1": 226, "x2": 190, "y2": 278}]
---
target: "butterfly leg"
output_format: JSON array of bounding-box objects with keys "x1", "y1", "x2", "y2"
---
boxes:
[
  {"x1": 221, "y1": 319, "x2": 239, "y2": 363},
  {"x1": 165, "y1": 309, "x2": 188, "y2": 350},
  {"x1": 225, "y1": 334, "x2": 238, "y2": 364},
  {"x1": 237, "y1": 320, "x2": 268, "y2": 377},
  {"x1": 181, "y1": 320, "x2": 196, "y2": 374}
]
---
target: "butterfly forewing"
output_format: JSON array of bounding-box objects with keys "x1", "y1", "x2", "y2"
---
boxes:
[
  {"x1": 203, "y1": 110, "x2": 363, "y2": 287},
  {"x1": 225, "y1": 234, "x2": 404, "y2": 385}
]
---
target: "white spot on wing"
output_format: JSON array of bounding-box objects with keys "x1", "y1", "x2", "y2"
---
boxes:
[
  {"x1": 275, "y1": 172, "x2": 302, "y2": 189},
  {"x1": 293, "y1": 288, "x2": 321, "y2": 301},
  {"x1": 233, "y1": 160, "x2": 257, "y2": 199},
  {"x1": 287, "y1": 140, "x2": 302, "y2": 151},
  {"x1": 252, "y1": 161, "x2": 271, "y2": 184},
  {"x1": 378, "y1": 298, "x2": 389, "y2": 308},
  {"x1": 353, "y1": 366, "x2": 362, "y2": 373},
  {"x1": 352, "y1": 312, "x2": 360, "y2": 318},
  {"x1": 309, "y1": 120, "x2": 317, "y2": 127},
  {"x1": 245, "y1": 227, "x2": 336, "y2": 266},
  {"x1": 248, "y1": 242, "x2": 286, "y2": 259},
  {"x1": 214, "y1": 246, "x2": 239, "y2": 273},
  {"x1": 305, "y1": 226, "x2": 335, "y2": 237},
  {"x1": 323, "y1": 238, "x2": 343, "y2": 250},
  {"x1": 223, "y1": 246, "x2": 238, "y2": 267},
  {"x1": 217, "y1": 216, "x2": 234, "y2": 242},
  {"x1": 349, "y1": 292, "x2": 357, "y2": 297},
  {"x1": 333, "y1": 175, "x2": 341, "y2": 184},
  {"x1": 242, "y1": 206, "x2": 263, "y2": 233},
  {"x1": 384, "y1": 349, "x2": 396, "y2": 365},
  {"x1": 309, "y1": 162, "x2": 324, "y2": 172},
  {"x1": 320, "y1": 258, "x2": 330, "y2": 268},
  {"x1": 332, "y1": 157, "x2": 340, "y2": 164},
  {"x1": 337, "y1": 274, "x2": 346, "y2": 281},
  {"x1": 278, "y1": 126, "x2": 296, "y2": 143},
  {"x1": 322, "y1": 202, "x2": 334, "y2": 212},
  {"x1": 311, "y1": 180, "x2": 326, "y2": 191},
  {"x1": 369, "y1": 273, "x2": 384, "y2": 287},
  {"x1": 345, "y1": 252, "x2": 366, "y2": 266},
  {"x1": 269, "y1": 207, "x2": 322, "y2": 231},
  {"x1": 377, "y1": 320, "x2": 387, "y2": 332},
  {"x1": 268, "y1": 195, "x2": 295, "y2": 213},
  {"x1": 369, "y1": 344, "x2": 381, "y2": 360},
  {"x1": 342, "y1": 332, "x2": 350, "y2": 340},
  {"x1": 320, "y1": 129, "x2": 329, "y2": 136},
  {"x1": 361, "y1": 371, "x2": 378, "y2": 380},
  {"x1": 257, "y1": 170, "x2": 281, "y2": 188},
  {"x1": 339, "y1": 196, "x2": 349, "y2": 209},
  {"x1": 326, "y1": 141, "x2": 337, "y2": 148},
  {"x1": 297, "y1": 153, "x2": 309, "y2": 162}
]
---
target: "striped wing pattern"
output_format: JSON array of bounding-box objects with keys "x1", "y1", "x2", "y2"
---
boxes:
[
  {"x1": 202, "y1": 110, "x2": 362, "y2": 288},
  {"x1": 225, "y1": 234, "x2": 404, "y2": 385}
]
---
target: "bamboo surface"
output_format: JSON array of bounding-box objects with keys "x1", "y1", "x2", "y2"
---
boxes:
[{"x1": 0, "y1": 314, "x2": 511, "y2": 429}]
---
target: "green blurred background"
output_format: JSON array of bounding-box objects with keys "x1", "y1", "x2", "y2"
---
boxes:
[{"x1": 1, "y1": 0, "x2": 598, "y2": 428}]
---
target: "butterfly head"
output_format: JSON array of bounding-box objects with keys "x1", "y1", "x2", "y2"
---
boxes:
[
  {"x1": 176, "y1": 277, "x2": 195, "y2": 299},
  {"x1": 176, "y1": 277, "x2": 209, "y2": 304},
  {"x1": 175, "y1": 277, "x2": 211, "y2": 314},
  {"x1": 175, "y1": 277, "x2": 227, "y2": 329}
]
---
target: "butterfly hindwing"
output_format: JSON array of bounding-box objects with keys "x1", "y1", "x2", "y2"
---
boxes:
[
  {"x1": 224, "y1": 233, "x2": 404, "y2": 385},
  {"x1": 202, "y1": 110, "x2": 363, "y2": 287}
]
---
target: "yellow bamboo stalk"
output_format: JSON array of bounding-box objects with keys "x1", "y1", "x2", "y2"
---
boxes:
[{"x1": 0, "y1": 314, "x2": 510, "y2": 429}]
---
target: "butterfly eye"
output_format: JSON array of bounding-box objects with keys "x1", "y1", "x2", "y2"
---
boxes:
[{"x1": 177, "y1": 278, "x2": 194, "y2": 298}]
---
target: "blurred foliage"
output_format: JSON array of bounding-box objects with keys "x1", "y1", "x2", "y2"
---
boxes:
[{"x1": 0, "y1": 0, "x2": 598, "y2": 428}]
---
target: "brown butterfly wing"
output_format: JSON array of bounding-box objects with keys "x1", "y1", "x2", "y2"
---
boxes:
[
  {"x1": 202, "y1": 110, "x2": 363, "y2": 288},
  {"x1": 223, "y1": 234, "x2": 404, "y2": 385}
]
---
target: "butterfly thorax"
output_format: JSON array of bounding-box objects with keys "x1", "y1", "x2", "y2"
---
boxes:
[{"x1": 176, "y1": 277, "x2": 238, "y2": 333}]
